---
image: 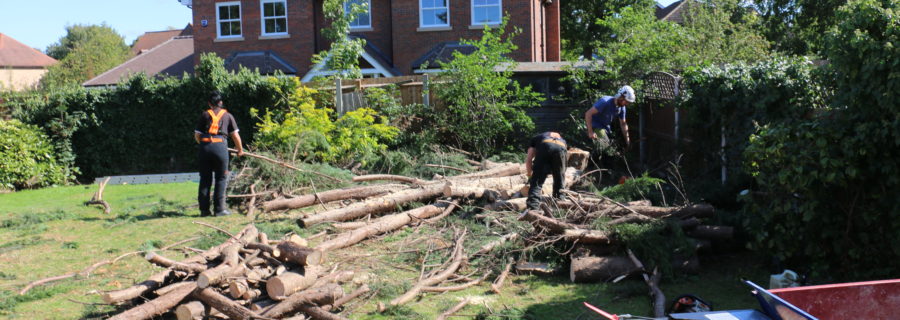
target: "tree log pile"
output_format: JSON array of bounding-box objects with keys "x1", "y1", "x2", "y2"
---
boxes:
[
  {"x1": 215, "y1": 151, "x2": 733, "y2": 316},
  {"x1": 102, "y1": 225, "x2": 361, "y2": 320}
]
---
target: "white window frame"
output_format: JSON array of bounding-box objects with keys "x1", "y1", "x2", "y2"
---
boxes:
[
  {"x1": 470, "y1": 0, "x2": 501, "y2": 26},
  {"x1": 216, "y1": 1, "x2": 242, "y2": 39},
  {"x1": 345, "y1": 0, "x2": 372, "y2": 30},
  {"x1": 420, "y1": 0, "x2": 450, "y2": 28},
  {"x1": 260, "y1": 0, "x2": 289, "y2": 36}
]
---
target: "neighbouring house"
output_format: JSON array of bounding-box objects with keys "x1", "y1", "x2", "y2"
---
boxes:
[
  {"x1": 656, "y1": 0, "x2": 686, "y2": 24},
  {"x1": 83, "y1": 27, "x2": 195, "y2": 88},
  {"x1": 0, "y1": 33, "x2": 57, "y2": 91},
  {"x1": 187, "y1": 0, "x2": 560, "y2": 79},
  {"x1": 131, "y1": 25, "x2": 194, "y2": 55}
]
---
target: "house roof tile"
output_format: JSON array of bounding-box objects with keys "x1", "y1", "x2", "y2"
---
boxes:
[
  {"x1": 224, "y1": 51, "x2": 297, "y2": 75},
  {"x1": 0, "y1": 33, "x2": 57, "y2": 68},
  {"x1": 83, "y1": 36, "x2": 194, "y2": 87}
]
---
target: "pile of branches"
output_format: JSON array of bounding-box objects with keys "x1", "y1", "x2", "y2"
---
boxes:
[
  {"x1": 102, "y1": 225, "x2": 368, "y2": 320},
  {"x1": 230, "y1": 148, "x2": 729, "y2": 317}
]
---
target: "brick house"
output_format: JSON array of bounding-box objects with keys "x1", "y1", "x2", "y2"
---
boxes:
[{"x1": 187, "y1": 0, "x2": 560, "y2": 79}]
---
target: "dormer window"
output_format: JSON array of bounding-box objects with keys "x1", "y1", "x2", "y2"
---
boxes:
[{"x1": 345, "y1": 0, "x2": 372, "y2": 30}]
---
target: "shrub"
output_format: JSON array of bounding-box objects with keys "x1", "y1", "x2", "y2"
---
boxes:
[
  {"x1": 433, "y1": 17, "x2": 543, "y2": 156},
  {"x1": 252, "y1": 81, "x2": 399, "y2": 167},
  {"x1": 0, "y1": 119, "x2": 73, "y2": 189},
  {"x1": 742, "y1": 0, "x2": 899, "y2": 279}
]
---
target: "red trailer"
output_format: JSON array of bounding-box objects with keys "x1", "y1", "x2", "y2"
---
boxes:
[{"x1": 584, "y1": 279, "x2": 900, "y2": 320}]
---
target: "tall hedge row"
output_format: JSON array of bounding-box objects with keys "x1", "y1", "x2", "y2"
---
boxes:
[
  {"x1": 5, "y1": 54, "x2": 295, "y2": 179},
  {"x1": 742, "y1": 0, "x2": 899, "y2": 279},
  {"x1": 678, "y1": 57, "x2": 828, "y2": 193}
]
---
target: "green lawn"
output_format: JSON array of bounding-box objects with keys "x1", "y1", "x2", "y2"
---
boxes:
[{"x1": 0, "y1": 183, "x2": 769, "y2": 319}]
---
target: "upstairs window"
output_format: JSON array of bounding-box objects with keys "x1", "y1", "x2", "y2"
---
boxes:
[
  {"x1": 261, "y1": 0, "x2": 288, "y2": 35},
  {"x1": 420, "y1": 0, "x2": 450, "y2": 27},
  {"x1": 471, "y1": 0, "x2": 501, "y2": 25},
  {"x1": 345, "y1": 0, "x2": 371, "y2": 29},
  {"x1": 217, "y1": 2, "x2": 242, "y2": 38}
]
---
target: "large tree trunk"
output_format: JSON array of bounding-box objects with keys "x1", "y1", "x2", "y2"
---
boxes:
[
  {"x1": 262, "y1": 184, "x2": 407, "y2": 211},
  {"x1": 352, "y1": 174, "x2": 428, "y2": 185},
  {"x1": 107, "y1": 282, "x2": 197, "y2": 320},
  {"x1": 316, "y1": 204, "x2": 446, "y2": 251},
  {"x1": 445, "y1": 163, "x2": 524, "y2": 180},
  {"x1": 261, "y1": 283, "x2": 344, "y2": 318},
  {"x1": 570, "y1": 256, "x2": 638, "y2": 283},
  {"x1": 273, "y1": 241, "x2": 324, "y2": 266},
  {"x1": 193, "y1": 287, "x2": 259, "y2": 320},
  {"x1": 299, "y1": 186, "x2": 443, "y2": 227}
]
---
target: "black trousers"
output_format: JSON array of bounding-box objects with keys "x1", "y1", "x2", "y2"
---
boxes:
[
  {"x1": 526, "y1": 142, "x2": 567, "y2": 210},
  {"x1": 198, "y1": 141, "x2": 229, "y2": 215}
]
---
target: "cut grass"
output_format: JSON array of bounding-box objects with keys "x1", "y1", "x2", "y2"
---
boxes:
[{"x1": 0, "y1": 182, "x2": 770, "y2": 319}]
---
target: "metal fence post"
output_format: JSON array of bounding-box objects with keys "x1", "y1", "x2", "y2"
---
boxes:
[
  {"x1": 422, "y1": 74, "x2": 430, "y2": 107},
  {"x1": 335, "y1": 77, "x2": 343, "y2": 115}
]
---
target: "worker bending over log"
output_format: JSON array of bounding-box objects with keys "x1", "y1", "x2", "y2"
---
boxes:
[{"x1": 524, "y1": 131, "x2": 568, "y2": 210}]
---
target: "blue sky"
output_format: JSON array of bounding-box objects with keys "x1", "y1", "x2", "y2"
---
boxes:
[
  {"x1": 1, "y1": 0, "x2": 679, "y2": 53},
  {"x1": 0, "y1": 0, "x2": 193, "y2": 52}
]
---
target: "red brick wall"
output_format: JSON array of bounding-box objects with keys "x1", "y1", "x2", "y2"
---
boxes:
[
  {"x1": 545, "y1": 0, "x2": 559, "y2": 61},
  {"x1": 192, "y1": 0, "x2": 561, "y2": 77},
  {"x1": 314, "y1": 0, "x2": 394, "y2": 62},
  {"x1": 192, "y1": 0, "x2": 317, "y2": 74},
  {"x1": 390, "y1": 0, "x2": 535, "y2": 74}
]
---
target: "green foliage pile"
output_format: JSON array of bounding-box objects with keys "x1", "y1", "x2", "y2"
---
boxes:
[
  {"x1": 0, "y1": 120, "x2": 74, "y2": 189},
  {"x1": 598, "y1": 174, "x2": 666, "y2": 205},
  {"x1": 5, "y1": 53, "x2": 294, "y2": 179},
  {"x1": 253, "y1": 81, "x2": 398, "y2": 167},
  {"x1": 743, "y1": 0, "x2": 900, "y2": 278},
  {"x1": 433, "y1": 18, "x2": 544, "y2": 156},
  {"x1": 678, "y1": 57, "x2": 827, "y2": 193},
  {"x1": 41, "y1": 24, "x2": 131, "y2": 88}
]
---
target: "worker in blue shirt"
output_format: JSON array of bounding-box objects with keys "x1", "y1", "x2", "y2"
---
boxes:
[{"x1": 584, "y1": 85, "x2": 635, "y2": 155}]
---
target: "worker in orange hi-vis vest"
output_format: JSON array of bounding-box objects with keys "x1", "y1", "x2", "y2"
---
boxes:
[{"x1": 194, "y1": 91, "x2": 244, "y2": 217}]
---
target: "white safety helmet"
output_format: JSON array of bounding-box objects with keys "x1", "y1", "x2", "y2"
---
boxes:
[{"x1": 615, "y1": 85, "x2": 636, "y2": 103}]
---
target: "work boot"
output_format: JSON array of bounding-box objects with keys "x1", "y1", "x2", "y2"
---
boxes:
[
  {"x1": 215, "y1": 209, "x2": 232, "y2": 217},
  {"x1": 200, "y1": 210, "x2": 212, "y2": 217}
]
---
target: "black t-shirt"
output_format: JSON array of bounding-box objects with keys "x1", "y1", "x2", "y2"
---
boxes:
[
  {"x1": 195, "y1": 108, "x2": 239, "y2": 136},
  {"x1": 529, "y1": 132, "x2": 567, "y2": 149}
]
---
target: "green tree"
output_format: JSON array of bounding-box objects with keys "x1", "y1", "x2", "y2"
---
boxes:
[
  {"x1": 754, "y1": 0, "x2": 847, "y2": 55},
  {"x1": 561, "y1": 0, "x2": 655, "y2": 59},
  {"x1": 570, "y1": 0, "x2": 769, "y2": 101},
  {"x1": 434, "y1": 18, "x2": 544, "y2": 156},
  {"x1": 41, "y1": 24, "x2": 131, "y2": 88},
  {"x1": 311, "y1": 0, "x2": 368, "y2": 79}
]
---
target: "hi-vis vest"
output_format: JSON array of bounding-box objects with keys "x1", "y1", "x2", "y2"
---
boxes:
[{"x1": 200, "y1": 109, "x2": 227, "y2": 143}]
